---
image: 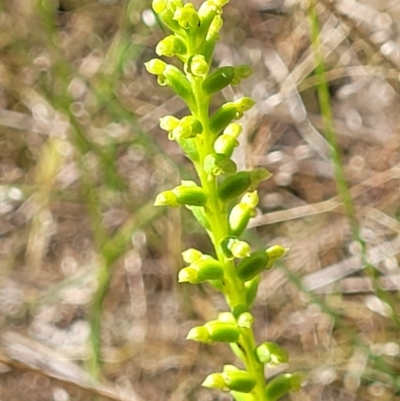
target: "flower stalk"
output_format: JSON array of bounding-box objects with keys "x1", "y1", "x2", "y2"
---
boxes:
[{"x1": 146, "y1": 1, "x2": 300, "y2": 400}]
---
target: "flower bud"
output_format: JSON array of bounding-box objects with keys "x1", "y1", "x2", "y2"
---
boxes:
[
  {"x1": 255, "y1": 342, "x2": 289, "y2": 365},
  {"x1": 221, "y1": 367, "x2": 256, "y2": 393},
  {"x1": 181, "y1": 248, "x2": 203, "y2": 264},
  {"x1": 192, "y1": 256, "x2": 224, "y2": 281},
  {"x1": 202, "y1": 66, "x2": 235, "y2": 96},
  {"x1": 209, "y1": 102, "x2": 241, "y2": 136},
  {"x1": 202, "y1": 373, "x2": 226, "y2": 390},
  {"x1": 204, "y1": 153, "x2": 237, "y2": 176},
  {"x1": 221, "y1": 236, "x2": 251, "y2": 259},
  {"x1": 237, "y1": 312, "x2": 254, "y2": 329},
  {"x1": 172, "y1": 182, "x2": 207, "y2": 206},
  {"x1": 236, "y1": 250, "x2": 269, "y2": 282},
  {"x1": 266, "y1": 245, "x2": 287, "y2": 263},
  {"x1": 156, "y1": 35, "x2": 186, "y2": 58},
  {"x1": 229, "y1": 239, "x2": 251, "y2": 258},
  {"x1": 217, "y1": 172, "x2": 252, "y2": 202},
  {"x1": 204, "y1": 320, "x2": 240, "y2": 343},
  {"x1": 234, "y1": 97, "x2": 255, "y2": 112},
  {"x1": 154, "y1": 190, "x2": 179, "y2": 207},
  {"x1": 213, "y1": 123, "x2": 242, "y2": 157},
  {"x1": 206, "y1": 14, "x2": 223, "y2": 41},
  {"x1": 144, "y1": 58, "x2": 167, "y2": 75},
  {"x1": 232, "y1": 304, "x2": 249, "y2": 318},
  {"x1": 178, "y1": 267, "x2": 199, "y2": 283},
  {"x1": 189, "y1": 55, "x2": 209, "y2": 76},
  {"x1": 173, "y1": 3, "x2": 199, "y2": 29},
  {"x1": 160, "y1": 64, "x2": 194, "y2": 105},
  {"x1": 159, "y1": 115, "x2": 180, "y2": 132},
  {"x1": 241, "y1": 191, "x2": 259, "y2": 208},
  {"x1": 232, "y1": 65, "x2": 253, "y2": 84},
  {"x1": 264, "y1": 373, "x2": 302, "y2": 401},
  {"x1": 186, "y1": 326, "x2": 211, "y2": 343},
  {"x1": 217, "y1": 311, "x2": 235, "y2": 323},
  {"x1": 171, "y1": 116, "x2": 203, "y2": 140},
  {"x1": 228, "y1": 192, "x2": 258, "y2": 236},
  {"x1": 152, "y1": 0, "x2": 167, "y2": 14}
]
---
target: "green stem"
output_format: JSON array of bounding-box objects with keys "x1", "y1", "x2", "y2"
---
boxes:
[{"x1": 188, "y1": 73, "x2": 266, "y2": 401}]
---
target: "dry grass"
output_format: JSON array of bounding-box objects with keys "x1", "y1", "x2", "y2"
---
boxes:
[{"x1": 1, "y1": 0, "x2": 400, "y2": 400}]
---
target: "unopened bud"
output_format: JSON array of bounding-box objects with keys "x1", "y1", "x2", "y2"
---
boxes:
[{"x1": 255, "y1": 342, "x2": 289, "y2": 365}]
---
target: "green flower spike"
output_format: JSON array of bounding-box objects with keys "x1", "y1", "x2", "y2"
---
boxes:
[{"x1": 146, "y1": 1, "x2": 296, "y2": 399}]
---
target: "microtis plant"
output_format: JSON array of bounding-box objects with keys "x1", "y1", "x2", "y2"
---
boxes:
[{"x1": 145, "y1": 1, "x2": 301, "y2": 400}]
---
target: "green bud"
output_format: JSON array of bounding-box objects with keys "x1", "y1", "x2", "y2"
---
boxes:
[
  {"x1": 224, "y1": 122, "x2": 243, "y2": 138},
  {"x1": 202, "y1": 373, "x2": 226, "y2": 390},
  {"x1": 209, "y1": 102, "x2": 241, "y2": 136},
  {"x1": 206, "y1": 14, "x2": 223, "y2": 41},
  {"x1": 236, "y1": 250, "x2": 269, "y2": 282},
  {"x1": 178, "y1": 267, "x2": 200, "y2": 283},
  {"x1": 218, "y1": 311, "x2": 236, "y2": 323},
  {"x1": 244, "y1": 276, "x2": 260, "y2": 307},
  {"x1": 234, "y1": 96, "x2": 256, "y2": 112},
  {"x1": 154, "y1": 190, "x2": 179, "y2": 207},
  {"x1": 174, "y1": 3, "x2": 199, "y2": 29},
  {"x1": 171, "y1": 116, "x2": 203, "y2": 140},
  {"x1": 217, "y1": 172, "x2": 252, "y2": 202},
  {"x1": 264, "y1": 373, "x2": 302, "y2": 401},
  {"x1": 160, "y1": 64, "x2": 194, "y2": 105},
  {"x1": 204, "y1": 153, "x2": 237, "y2": 176},
  {"x1": 182, "y1": 248, "x2": 203, "y2": 264},
  {"x1": 204, "y1": 320, "x2": 240, "y2": 343},
  {"x1": 144, "y1": 58, "x2": 167, "y2": 75},
  {"x1": 228, "y1": 238, "x2": 251, "y2": 258},
  {"x1": 213, "y1": 123, "x2": 242, "y2": 157},
  {"x1": 228, "y1": 192, "x2": 258, "y2": 236},
  {"x1": 241, "y1": 191, "x2": 259, "y2": 208},
  {"x1": 232, "y1": 65, "x2": 253, "y2": 85},
  {"x1": 202, "y1": 66, "x2": 235, "y2": 95},
  {"x1": 159, "y1": 115, "x2": 180, "y2": 132},
  {"x1": 266, "y1": 245, "x2": 288, "y2": 263},
  {"x1": 221, "y1": 236, "x2": 251, "y2": 259},
  {"x1": 189, "y1": 55, "x2": 209, "y2": 76},
  {"x1": 213, "y1": 134, "x2": 238, "y2": 157},
  {"x1": 156, "y1": 35, "x2": 186, "y2": 58},
  {"x1": 232, "y1": 304, "x2": 249, "y2": 318},
  {"x1": 152, "y1": 0, "x2": 167, "y2": 14},
  {"x1": 192, "y1": 256, "x2": 224, "y2": 281},
  {"x1": 222, "y1": 368, "x2": 256, "y2": 393},
  {"x1": 172, "y1": 182, "x2": 207, "y2": 206},
  {"x1": 255, "y1": 342, "x2": 289, "y2": 365},
  {"x1": 237, "y1": 312, "x2": 254, "y2": 329},
  {"x1": 186, "y1": 326, "x2": 212, "y2": 343}
]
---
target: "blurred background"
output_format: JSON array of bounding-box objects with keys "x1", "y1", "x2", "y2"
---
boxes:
[{"x1": 1, "y1": 0, "x2": 400, "y2": 400}]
